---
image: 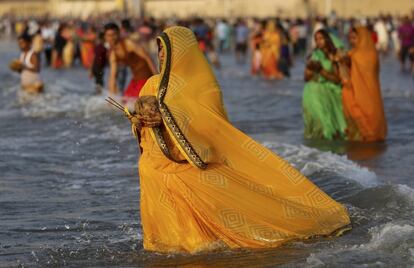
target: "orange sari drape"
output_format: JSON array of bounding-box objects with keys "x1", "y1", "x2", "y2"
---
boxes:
[
  {"x1": 261, "y1": 22, "x2": 283, "y2": 79},
  {"x1": 342, "y1": 26, "x2": 387, "y2": 141},
  {"x1": 80, "y1": 32, "x2": 96, "y2": 69}
]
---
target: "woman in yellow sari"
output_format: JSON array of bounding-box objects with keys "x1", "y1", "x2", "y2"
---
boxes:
[
  {"x1": 261, "y1": 21, "x2": 283, "y2": 80},
  {"x1": 130, "y1": 26, "x2": 350, "y2": 253},
  {"x1": 342, "y1": 26, "x2": 387, "y2": 141}
]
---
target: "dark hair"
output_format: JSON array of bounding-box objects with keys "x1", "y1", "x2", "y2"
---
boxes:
[
  {"x1": 104, "y1": 22, "x2": 120, "y2": 33},
  {"x1": 18, "y1": 33, "x2": 32, "y2": 43},
  {"x1": 98, "y1": 31, "x2": 105, "y2": 40},
  {"x1": 121, "y1": 19, "x2": 133, "y2": 32},
  {"x1": 156, "y1": 38, "x2": 161, "y2": 51},
  {"x1": 314, "y1": 29, "x2": 336, "y2": 55}
]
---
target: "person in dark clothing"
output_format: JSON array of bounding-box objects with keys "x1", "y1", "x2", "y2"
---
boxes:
[
  {"x1": 52, "y1": 24, "x2": 67, "y2": 69},
  {"x1": 90, "y1": 32, "x2": 107, "y2": 94}
]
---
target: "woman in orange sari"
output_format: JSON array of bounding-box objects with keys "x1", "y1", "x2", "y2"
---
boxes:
[
  {"x1": 341, "y1": 26, "x2": 387, "y2": 141},
  {"x1": 125, "y1": 26, "x2": 350, "y2": 253},
  {"x1": 79, "y1": 25, "x2": 97, "y2": 69},
  {"x1": 261, "y1": 21, "x2": 283, "y2": 79}
]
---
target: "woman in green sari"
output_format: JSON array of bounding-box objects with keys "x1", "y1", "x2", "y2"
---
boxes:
[{"x1": 303, "y1": 29, "x2": 347, "y2": 140}]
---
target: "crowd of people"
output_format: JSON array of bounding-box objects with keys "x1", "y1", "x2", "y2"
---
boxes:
[{"x1": 2, "y1": 12, "x2": 414, "y2": 141}]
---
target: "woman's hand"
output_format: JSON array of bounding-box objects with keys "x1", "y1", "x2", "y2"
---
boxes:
[
  {"x1": 134, "y1": 96, "x2": 163, "y2": 128},
  {"x1": 126, "y1": 112, "x2": 142, "y2": 131},
  {"x1": 140, "y1": 114, "x2": 162, "y2": 128},
  {"x1": 307, "y1": 61, "x2": 322, "y2": 73},
  {"x1": 127, "y1": 113, "x2": 140, "y2": 124},
  {"x1": 9, "y1": 59, "x2": 24, "y2": 73},
  {"x1": 339, "y1": 55, "x2": 351, "y2": 67},
  {"x1": 304, "y1": 68, "x2": 315, "y2": 82}
]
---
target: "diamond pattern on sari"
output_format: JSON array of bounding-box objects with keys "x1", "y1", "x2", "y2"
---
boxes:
[
  {"x1": 167, "y1": 105, "x2": 192, "y2": 134},
  {"x1": 306, "y1": 188, "x2": 333, "y2": 208},
  {"x1": 166, "y1": 27, "x2": 198, "y2": 66},
  {"x1": 159, "y1": 191, "x2": 176, "y2": 212},
  {"x1": 220, "y1": 209, "x2": 246, "y2": 229},
  {"x1": 249, "y1": 225, "x2": 289, "y2": 241},
  {"x1": 280, "y1": 161, "x2": 304, "y2": 185},
  {"x1": 241, "y1": 139, "x2": 270, "y2": 161},
  {"x1": 200, "y1": 170, "x2": 228, "y2": 188}
]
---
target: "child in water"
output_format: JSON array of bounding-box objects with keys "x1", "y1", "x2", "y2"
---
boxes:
[{"x1": 10, "y1": 34, "x2": 44, "y2": 93}]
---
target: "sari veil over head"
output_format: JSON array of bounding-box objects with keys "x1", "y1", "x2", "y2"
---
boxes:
[
  {"x1": 138, "y1": 26, "x2": 350, "y2": 253},
  {"x1": 342, "y1": 26, "x2": 387, "y2": 141},
  {"x1": 153, "y1": 26, "x2": 229, "y2": 169}
]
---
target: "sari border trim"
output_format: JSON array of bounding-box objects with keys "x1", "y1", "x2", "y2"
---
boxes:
[
  {"x1": 156, "y1": 32, "x2": 207, "y2": 170},
  {"x1": 152, "y1": 126, "x2": 187, "y2": 164}
]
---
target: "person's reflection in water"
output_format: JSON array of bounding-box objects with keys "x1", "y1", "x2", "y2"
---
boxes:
[{"x1": 304, "y1": 139, "x2": 387, "y2": 167}]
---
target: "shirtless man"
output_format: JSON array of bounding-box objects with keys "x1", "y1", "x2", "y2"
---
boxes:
[
  {"x1": 11, "y1": 34, "x2": 44, "y2": 93},
  {"x1": 104, "y1": 23, "x2": 156, "y2": 99}
]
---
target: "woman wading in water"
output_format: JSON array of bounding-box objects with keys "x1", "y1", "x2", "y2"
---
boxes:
[{"x1": 118, "y1": 26, "x2": 350, "y2": 253}]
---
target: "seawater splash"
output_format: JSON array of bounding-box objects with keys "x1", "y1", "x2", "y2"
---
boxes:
[
  {"x1": 18, "y1": 87, "x2": 113, "y2": 118},
  {"x1": 306, "y1": 222, "x2": 414, "y2": 267},
  {"x1": 395, "y1": 184, "x2": 414, "y2": 205},
  {"x1": 264, "y1": 141, "x2": 378, "y2": 188}
]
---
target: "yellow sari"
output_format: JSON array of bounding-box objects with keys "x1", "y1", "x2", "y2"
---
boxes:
[
  {"x1": 342, "y1": 26, "x2": 387, "y2": 141},
  {"x1": 137, "y1": 26, "x2": 350, "y2": 253}
]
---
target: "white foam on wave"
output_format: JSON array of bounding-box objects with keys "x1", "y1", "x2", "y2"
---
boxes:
[
  {"x1": 79, "y1": 122, "x2": 132, "y2": 144},
  {"x1": 0, "y1": 84, "x2": 21, "y2": 117},
  {"x1": 1, "y1": 82, "x2": 19, "y2": 95},
  {"x1": 395, "y1": 184, "x2": 414, "y2": 205},
  {"x1": 16, "y1": 82, "x2": 118, "y2": 118},
  {"x1": 263, "y1": 141, "x2": 378, "y2": 188},
  {"x1": 306, "y1": 222, "x2": 414, "y2": 267},
  {"x1": 19, "y1": 86, "x2": 83, "y2": 118},
  {"x1": 363, "y1": 222, "x2": 414, "y2": 251},
  {"x1": 83, "y1": 95, "x2": 111, "y2": 118}
]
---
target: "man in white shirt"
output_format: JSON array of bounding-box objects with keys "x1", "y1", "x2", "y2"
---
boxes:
[
  {"x1": 41, "y1": 22, "x2": 55, "y2": 66},
  {"x1": 216, "y1": 19, "x2": 228, "y2": 53},
  {"x1": 374, "y1": 17, "x2": 389, "y2": 54}
]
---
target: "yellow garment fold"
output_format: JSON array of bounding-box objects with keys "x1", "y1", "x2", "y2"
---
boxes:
[{"x1": 138, "y1": 26, "x2": 350, "y2": 253}]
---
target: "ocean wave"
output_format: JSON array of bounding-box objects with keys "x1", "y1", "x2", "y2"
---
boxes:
[
  {"x1": 363, "y1": 222, "x2": 414, "y2": 251},
  {"x1": 264, "y1": 141, "x2": 379, "y2": 188},
  {"x1": 396, "y1": 184, "x2": 414, "y2": 205},
  {"x1": 306, "y1": 222, "x2": 414, "y2": 267},
  {"x1": 11, "y1": 79, "x2": 122, "y2": 119}
]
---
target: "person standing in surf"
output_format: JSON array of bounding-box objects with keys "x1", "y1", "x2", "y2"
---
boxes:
[
  {"x1": 123, "y1": 26, "x2": 350, "y2": 253},
  {"x1": 302, "y1": 29, "x2": 346, "y2": 140},
  {"x1": 341, "y1": 26, "x2": 387, "y2": 141},
  {"x1": 89, "y1": 32, "x2": 107, "y2": 95},
  {"x1": 104, "y1": 23, "x2": 157, "y2": 101},
  {"x1": 10, "y1": 34, "x2": 44, "y2": 94}
]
